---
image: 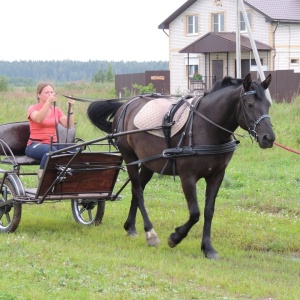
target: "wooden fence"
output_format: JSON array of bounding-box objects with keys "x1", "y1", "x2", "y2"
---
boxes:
[
  {"x1": 250, "y1": 70, "x2": 300, "y2": 102},
  {"x1": 115, "y1": 69, "x2": 300, "y2": 102},
  {"x1": 115, "y1": 70, "x2": 170, "y2": 97}
]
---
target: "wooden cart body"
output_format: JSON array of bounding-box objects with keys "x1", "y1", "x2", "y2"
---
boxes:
[{"x1": 0, "y1": 121, "x2": 123, "y2": 232}]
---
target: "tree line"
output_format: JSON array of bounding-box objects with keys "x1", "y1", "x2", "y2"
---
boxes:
[{"x1": 0, "y1": 60, "x2": 168, "y2": 86}]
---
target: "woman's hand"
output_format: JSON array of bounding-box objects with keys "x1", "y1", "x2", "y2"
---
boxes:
[
  {"x1": 68, "y1": 98, "x2": 75, "y2": 106},
  {"x1": 47, "y1": 93, "x2": 57, "y2": 104}
]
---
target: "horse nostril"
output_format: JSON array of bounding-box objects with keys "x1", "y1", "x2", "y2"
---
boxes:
[{"x1": 263, "y1": 134, "x2": 275, "y2": 144}]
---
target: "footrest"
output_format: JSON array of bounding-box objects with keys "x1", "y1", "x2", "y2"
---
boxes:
[{"x1": 1, "y1": 156, "x2": 40, "y2": 165}]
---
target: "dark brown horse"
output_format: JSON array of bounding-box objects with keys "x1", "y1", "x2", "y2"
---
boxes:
[{"x1": 87, "y1": 73, "x2": 275, "y2": 259}]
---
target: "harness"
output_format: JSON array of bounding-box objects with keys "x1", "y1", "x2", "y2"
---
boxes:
[
  {"x1": 120, "y1": 95, "x2": 238, "y2": 175},
  {"x1": 162, "y1": 96, "x2": 188, "y2": 147},
  {"x1": 111, "y1": 88, "x2": 270, "y2": 176}
]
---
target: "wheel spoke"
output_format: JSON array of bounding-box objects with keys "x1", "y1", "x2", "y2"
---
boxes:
[
  {"x1": 87, "y1": 209, "x2": 93, "y2": 221},
  {"x1": 5, "y1": 212, "x2": 11, "y2": 223},
  {"x1": 79, "y1": 206, "x2": 86, "y2": 214}
]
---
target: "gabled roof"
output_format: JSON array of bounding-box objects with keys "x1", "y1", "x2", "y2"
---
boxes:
[
  {"x1": 158, "y1": 0, "x2": 300, "y2": 30},
  {"x1": 179, "y1": 32, "x2": 272, "y2": 54},
  {"x1": 158, "y1": 0, "x2": 196, "y2": 30}
]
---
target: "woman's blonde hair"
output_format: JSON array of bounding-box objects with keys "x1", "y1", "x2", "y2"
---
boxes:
[{"x1": 36, "y1": 82, "x2": 54, "y2": 101}]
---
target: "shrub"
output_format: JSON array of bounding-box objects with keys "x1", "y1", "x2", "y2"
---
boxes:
[{"x1": 0, "y1": 76, "x2": 8, "y2": 92}]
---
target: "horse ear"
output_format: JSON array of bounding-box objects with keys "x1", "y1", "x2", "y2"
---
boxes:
[
  {"x1": 243, "y1": 73, "x2": 252, "y2": 90},
  {"x1": 261, "y1": 74, "x2": 272, "y2": 90}
]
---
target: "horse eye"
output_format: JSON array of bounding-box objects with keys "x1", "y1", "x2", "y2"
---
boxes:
[{"x1": 244, "y1": 100, "x2": 254, "y2": 109}]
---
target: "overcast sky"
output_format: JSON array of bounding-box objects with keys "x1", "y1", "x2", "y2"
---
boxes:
[{"x1": 1, "y1": 0, "x2": 186, "y2": 62}]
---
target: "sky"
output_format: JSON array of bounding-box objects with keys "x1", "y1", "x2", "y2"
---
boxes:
[{"x1": 1, "y1": 0, "x2": 186, "y2": 62}]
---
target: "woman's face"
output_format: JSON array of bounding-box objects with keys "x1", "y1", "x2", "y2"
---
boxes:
[{"x1": 38, "y1": 85, "x2": 54, "y2": 102}]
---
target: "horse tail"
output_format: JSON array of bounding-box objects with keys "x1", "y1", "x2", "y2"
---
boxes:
[{"x1": 87, "y1": 100, "x2": 123, "y2": 133}]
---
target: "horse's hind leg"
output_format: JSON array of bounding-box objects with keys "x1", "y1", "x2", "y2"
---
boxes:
[{"x1": 124, "y1": 164, "x2": 160, "y2": 246}]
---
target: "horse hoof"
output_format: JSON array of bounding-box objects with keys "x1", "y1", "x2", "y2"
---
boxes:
[
  {"x1": 126, "y1": 229, "x2": 138, "y2": 237},
  {"x1": 168, "y1": 237, "x2": 177, "y2": 248},
  {"x1": 205, "y1": 251, "x2": 220, "y2": 260},
  {"x1": 146, "y1": 229, "x2": 160, "y2": 246}
]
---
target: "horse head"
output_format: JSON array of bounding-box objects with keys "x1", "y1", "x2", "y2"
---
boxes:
[{"x1": 237, "y1": 73, "x2": 275, "y2": 148}]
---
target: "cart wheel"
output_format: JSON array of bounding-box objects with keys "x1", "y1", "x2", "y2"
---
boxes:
[
  {"x1": 0, "y1": 177, "x2": 22, "y2": 233},
  {"x1": 71, "y1": 199, "x2": 105, "y2": 225}
]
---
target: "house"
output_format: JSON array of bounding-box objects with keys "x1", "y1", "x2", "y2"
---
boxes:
[{"x1": 158, "y1": 0, "x2": 300, "y2": 95}]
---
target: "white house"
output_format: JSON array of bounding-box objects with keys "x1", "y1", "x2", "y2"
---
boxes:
[{"x1": 158, "y1": 0, "x2": 300, "y2": 95}]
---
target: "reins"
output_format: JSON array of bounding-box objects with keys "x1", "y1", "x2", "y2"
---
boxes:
[
  {"x1": 53, "y1": 100, "x2": 72, "y2": 144},
  {"x1": 61, "y1": 90, "x2": 254, "y2": 143},
  {"x1": 53, "y1": 102, "x2": 60, "y2": 144},
  {"x1": 181, "y1": 94, "x2": 248, "y2": 139},
  {"x1": 58, "y1": 94, "x2": 109, "y2": 102},
  {"x1": 58, "y1": 93, "x2": 178, "y2": 103},
  {"x1": 65, "y1": 102, "x2": 72, "y2": 143}
]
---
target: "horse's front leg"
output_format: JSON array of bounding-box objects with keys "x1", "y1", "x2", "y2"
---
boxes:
[
  {"x1": 201, "y1": 172, "x2": 225, "y2": 259},
  {"x1": 168, "y1": 176, "x2": 200, "y2": 248},
  {"x1": 123, "y1": 164, "x2": 160, "y2": 246}
]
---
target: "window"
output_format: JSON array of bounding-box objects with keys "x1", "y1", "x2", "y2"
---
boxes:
[
  {"x1": 187, "y1": 15, "x2": 198, "y2": 35},
  {"x1": 291, "y1": 59, "x2": 299, "y2": 65},
  {"x1": 240, "y1": 12, "x2": 252, "y2": 32},
  {"x1": 185, "y1": 56, "x2": 199, "y2": 77},
  {"x1": 186, "y1": 65, "x2": 199, "y2": 77},
  {"x1": 251, "y1": 59, "x2": 263, "y2": 66},
  {"x1": 212, "y1": 13, "x2": 224, "y2": 32}
]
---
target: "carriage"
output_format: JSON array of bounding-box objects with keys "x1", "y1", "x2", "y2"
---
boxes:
[
  {"x1": 0, "y1": 121, "x2": 124, "y2": 233},
  {"x1": 0, "y1": 74, "x2": 275, "y2": 259}
]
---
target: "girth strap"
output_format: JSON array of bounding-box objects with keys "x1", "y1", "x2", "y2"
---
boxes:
[
  {"x1": 163, "y1": 140, "x2": 239, "y2": 157},
  {"x1": 162, "y1": 97, "x2": 187, "y2": 147}
]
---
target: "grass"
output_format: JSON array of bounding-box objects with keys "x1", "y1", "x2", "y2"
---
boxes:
[{"x1": 0, "y1": 84, "x2": 299, "y2": 299}]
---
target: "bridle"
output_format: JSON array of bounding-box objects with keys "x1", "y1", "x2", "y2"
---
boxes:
[
  {"x1": 239, "y1": 87, "x2": 271, "y2": 141},
  {"x1": 181, "y1": 84, "x2": 271, "y2": 142}
]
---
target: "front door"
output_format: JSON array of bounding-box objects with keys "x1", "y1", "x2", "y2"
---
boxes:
[
  {"x1": 241, "y1": 59, "x2": 250, "y2": 78},
  {"x1": 212, "y1": 60, "x2": 223, "y2": 84}
]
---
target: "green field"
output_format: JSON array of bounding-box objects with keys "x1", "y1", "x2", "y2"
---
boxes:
[{"x1": 0, "y1": 83, "x2": 299, "y2": 300}]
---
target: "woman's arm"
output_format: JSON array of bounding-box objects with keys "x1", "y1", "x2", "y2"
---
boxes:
[
  {"x1": 59, "y1": 112, "x2": 75, "y2": 128},
  {"x1": 30, "y1": 94, "x2": 56, "y2": 123}
]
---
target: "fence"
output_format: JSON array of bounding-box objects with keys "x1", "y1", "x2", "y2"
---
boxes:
[
  {"x1": 115, "y1": 69, "x2": 300, "y2": 102},
  {"x1": 115, "y1": 70, "x2": 170, "y2": 97},
  {"x1": 250, "y1": 70, "x2": 300, "y2": 102}
]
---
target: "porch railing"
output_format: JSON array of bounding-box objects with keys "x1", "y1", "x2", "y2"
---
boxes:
[{"x1": 189, "y1": 76, "x2": 216, "y2": 93}]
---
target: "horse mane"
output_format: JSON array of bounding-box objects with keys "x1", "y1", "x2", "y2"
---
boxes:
[{"x1": 204, "y1": 76, "x2": 243, "y2": 96}]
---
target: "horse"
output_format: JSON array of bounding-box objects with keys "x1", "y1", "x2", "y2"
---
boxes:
[{"x1": 87, "y1": 73, "x2": 275, "y2": 259}]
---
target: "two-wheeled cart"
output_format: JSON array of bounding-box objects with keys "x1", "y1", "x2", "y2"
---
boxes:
[{"x1": 0, "y1": 121, "x2": 124, "y2": 233}]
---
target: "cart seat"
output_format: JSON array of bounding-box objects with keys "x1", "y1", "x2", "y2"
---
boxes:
[{"x1": 0, "y1": 121, "x2": 76, "y2": 166}]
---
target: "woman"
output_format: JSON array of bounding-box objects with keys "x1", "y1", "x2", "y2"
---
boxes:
[{"x1": 25, "y1": 82, "x2": 75, "y2": 179}]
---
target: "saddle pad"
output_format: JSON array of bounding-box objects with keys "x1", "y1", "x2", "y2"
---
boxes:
[{"x1": 134, "y1": 98, "x2": 192, "y2": 138}]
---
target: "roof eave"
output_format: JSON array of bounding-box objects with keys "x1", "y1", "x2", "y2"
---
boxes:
[
  {"x1": 270, "y1": 19, "x2": 300, "y2": 24},
  {"x1": 158, "y1": 0, "x2": 197, "y2": 30}
]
